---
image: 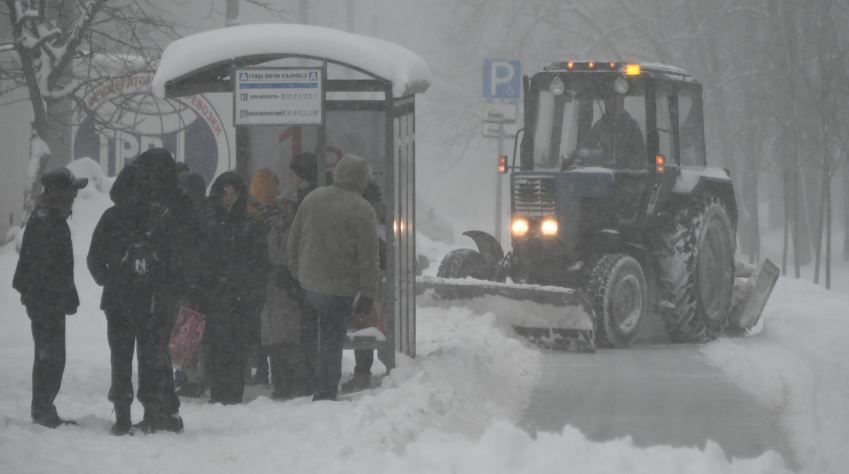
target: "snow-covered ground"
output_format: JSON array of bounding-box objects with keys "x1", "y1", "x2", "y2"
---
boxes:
[{"x1": 0, "y1": 167, "x2": 846, "y2": 473}]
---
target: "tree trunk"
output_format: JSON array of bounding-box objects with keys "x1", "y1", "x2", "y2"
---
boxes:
[
  {"x1": 744, "y1": 138, "x2": 761, "y2": 263},
  {"x1": 825, "y1": 168, "x2": 832, "y2": 289},
  {"x1": 844, "y1": 163, "x2": 849, "y2": 261},
  {"x1": 782, "y1": 0, "x2": 809, "y2": 277},
  {"x1": 226, "y1": 0, "x2": 240, "y2": 26},
  {"x1": 814, "y1": 160, "x2": 826, "y2": 284},
  {"x1": 299, "y1": 0, "x2": 309, "y2": 24}
]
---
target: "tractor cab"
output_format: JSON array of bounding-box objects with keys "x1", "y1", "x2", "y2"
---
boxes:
[{"x1": 507, "y1": 62, "x2": 707, "y2": 284}]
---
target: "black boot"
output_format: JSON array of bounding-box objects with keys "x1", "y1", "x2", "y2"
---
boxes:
[
  {"x1": 157, "y1": 413, "x2": 184, "y2": 433},
  {"x1": 110, "y1": 404, "x2": 132, "y2": 436},
  {"x1": 134, "y1": 404, "x2": 159, "y2": 434}
]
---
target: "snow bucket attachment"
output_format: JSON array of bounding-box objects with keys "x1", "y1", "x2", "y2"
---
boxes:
[
  {"x1": 416, "y1": 276, "x2": 596, "y2": 352},
  {"x1": 728, "y1": 259, "x2": 780, "y2": 334}
]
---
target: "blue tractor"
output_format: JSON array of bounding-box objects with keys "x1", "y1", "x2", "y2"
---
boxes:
[{"x1": 430, "y1": 62, "x2": 777, "y2": 350}]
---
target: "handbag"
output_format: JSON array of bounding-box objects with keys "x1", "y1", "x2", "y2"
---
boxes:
[
  {"x1": 350, "y1": 302, "x2": 386, "y2": 334},
  {"x1": 169, "y1": 306, "x2": 207, "y2": 369}
]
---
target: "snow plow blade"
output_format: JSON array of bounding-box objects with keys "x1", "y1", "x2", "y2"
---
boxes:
[
  {"x1": 729, "y1": 259, "x2": 780, "y2": 334},
  {"x1": 416, "y1": 276, "x2": 596, "y2": 352}
]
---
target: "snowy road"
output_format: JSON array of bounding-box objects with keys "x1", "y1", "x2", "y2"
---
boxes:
[{"x1": 520, "y1": 344, "x2": 797, "y2": 467}]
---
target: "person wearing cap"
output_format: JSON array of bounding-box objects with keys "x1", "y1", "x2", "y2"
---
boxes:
[
  {"x1": 287, "y1": 154, "x2": 379, "y2": 401},
  {"x1": 283, "y1": 153, "x2": 319, "y2": 396},
  {"x1": 257, "y1": 156, "x2": 320, "y2": 399},
  {"x1": 13, "y1": 167, "x2": 87, "y2": 428},
  {"x1": 288, "y1": 152, "x2": 318, "y2": 204}
]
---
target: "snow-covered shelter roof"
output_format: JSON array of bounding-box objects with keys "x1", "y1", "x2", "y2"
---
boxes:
[{"x1": 152, "y1": 24, "x2": 431, "y2": 99}]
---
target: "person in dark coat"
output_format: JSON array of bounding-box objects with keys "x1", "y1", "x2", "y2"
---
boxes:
[
  {"x1": 87, "y1": 151, "x2": 184, "y2": 435},
  {"x1": 13, "y1": 168, "x2": 87, "y2": 428},
  {"x1": 287, "y1": 155, "x2": 380, "y2": 401},
  {"x1": 173, "y1": 170, "x2": 210, "y2": 398},
  {"x1": 579, "y1": 94, "x2": 646, "y2": 170},
  {"x1": 202, "y1": 171, "x2": 268, "y2": 404},
  {"x1": 133, "y1": 149, "x2": 197, "y2": 422},
  {"x1": 286, "y1": 153, "x2": 319, "y2": 396},
  {"x1": 289, "y1": 152, "x2": 318, "y2": 204},
  {"x1": 342, "y1": 178, "x2": 387, "y2": 392}
]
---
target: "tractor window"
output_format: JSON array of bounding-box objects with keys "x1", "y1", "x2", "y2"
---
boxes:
[
  {"x1": 532, "y1": 75, "x2": 647, "y2": 171},
  {"x1": 655, "y1": 83, "x2": 676, "y2": 165},
  {"x1": 678, "y1": 87, "x2": 706, "y2": 167},
  {"x1": 532, "y1": 90, "x2": 558, "y2": 169}
]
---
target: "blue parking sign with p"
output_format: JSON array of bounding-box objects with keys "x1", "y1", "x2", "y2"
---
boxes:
[{"x1": 483, "y1": 59, "x2": 521, "y2": 100}]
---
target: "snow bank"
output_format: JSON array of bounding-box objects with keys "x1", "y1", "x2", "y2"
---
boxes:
[
  {"x1": 66, "y1": 156, "x2": 115, "y2": 195},
  {"x1": 702, "y1": 277, "x2": 849, "y2": 473}
]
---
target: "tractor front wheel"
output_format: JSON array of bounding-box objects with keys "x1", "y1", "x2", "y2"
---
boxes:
[{"x1": 587, "y1": 254, "x2": 647, "y2": 348}]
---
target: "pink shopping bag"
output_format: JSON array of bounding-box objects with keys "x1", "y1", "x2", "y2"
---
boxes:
[{"x1": 169, "y1": 306, "x2": 207, "y2": 369}]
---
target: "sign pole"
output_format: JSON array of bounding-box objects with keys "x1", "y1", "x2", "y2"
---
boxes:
[
  {"x1": 482, "y1": 58, "x2": 521, "y2": 248},
  {"x1": 495, "y1": 122, "x2": 504, "y2": 245}
]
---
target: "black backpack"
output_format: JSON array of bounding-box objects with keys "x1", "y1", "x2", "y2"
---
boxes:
[{"x1": 119, "y1": 205, "x2": 170, "y2": 289}]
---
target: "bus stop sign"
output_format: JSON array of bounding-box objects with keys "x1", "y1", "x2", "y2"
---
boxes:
[{"x1": 483, "y1": 59, "x2": 521, "y2": 100}]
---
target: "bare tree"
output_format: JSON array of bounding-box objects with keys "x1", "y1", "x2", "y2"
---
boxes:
[
  {"x1": 2, "y1": 0, "x2": 290, "y2": 226},
  {"x1": 1, "y1": 0, "x2": 184, "y2": 223}
]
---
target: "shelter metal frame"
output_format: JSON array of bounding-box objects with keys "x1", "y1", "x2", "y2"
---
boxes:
[{"x1": 162, "y1": 52, "x2": 420, "y2": 370}]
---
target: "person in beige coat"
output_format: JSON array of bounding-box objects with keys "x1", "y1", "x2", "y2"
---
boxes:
[
  {"x1": 261, "y1": 195, "x2": 312, "y2": 399},
  {"x1": 287, "y1": 154, "x2": 379, "y2": 401}
]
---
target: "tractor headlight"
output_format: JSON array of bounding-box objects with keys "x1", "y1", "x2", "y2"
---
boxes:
[
  {"x1": 540, "y1": 218, "x2": 559, "y2": 236},
  {"x1": 512, "y1": 217, "x2": 530, "y2": 237}
]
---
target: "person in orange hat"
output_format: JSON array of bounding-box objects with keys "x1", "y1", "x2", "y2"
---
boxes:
[{"x1": 247, "y1": 169, "x2": 281, "y2": 386}]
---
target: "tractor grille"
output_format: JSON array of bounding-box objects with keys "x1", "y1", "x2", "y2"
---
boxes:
[{"x1": 513, "y1": 176, "x2": 556, "y2": 216}]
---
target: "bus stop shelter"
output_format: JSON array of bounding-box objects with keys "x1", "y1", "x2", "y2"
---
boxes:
[{"x1": 152, "y1": 23, "x2": 431, "y2": 369}]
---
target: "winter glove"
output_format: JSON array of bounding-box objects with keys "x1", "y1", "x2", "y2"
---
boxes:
[
  {"x1": 275, "y1": 266, "x2": 302, "y2": 299},
  {"x1": 351, "y1": 296, "x2": 374, "y2": 330},
  {"x1": 353, "y1": 296, "x2": 373, "y2": 317}
]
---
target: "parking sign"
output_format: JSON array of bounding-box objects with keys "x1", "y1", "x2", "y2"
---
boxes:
[{"x1": 483, "y1": 59, "x2": 521, "y2": 100}]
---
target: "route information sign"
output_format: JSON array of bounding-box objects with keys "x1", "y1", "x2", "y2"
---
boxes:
[{"x1": 234, "y1": 68, "x2": 322, "y2": 125}]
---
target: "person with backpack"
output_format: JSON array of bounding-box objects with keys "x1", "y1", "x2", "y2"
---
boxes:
[
  {"x1": 87, "y1": 154, "x2": 184, "y2": 436},
  {"x1": 13, "y1": 168, "x2": 88, "y2": 428},
  {"x1": 134, "y1": 150, "x2": 198, "y2": 421},
  {"x1": 201, "y1": 171, "x2": 268, "y2": 404}
]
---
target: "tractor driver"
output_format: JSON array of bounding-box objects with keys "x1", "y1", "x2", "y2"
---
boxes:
[{"x1": 578, "y1": 93, "x2": 646, "y2": 170}]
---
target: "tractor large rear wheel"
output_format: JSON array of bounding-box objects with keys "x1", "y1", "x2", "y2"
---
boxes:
[
  {"x1": 654, "y1": 197, "x2": 736, "y2": 342},
  {"x1": 587, "y1": 254, "x2": 647, "y2": 348}
]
